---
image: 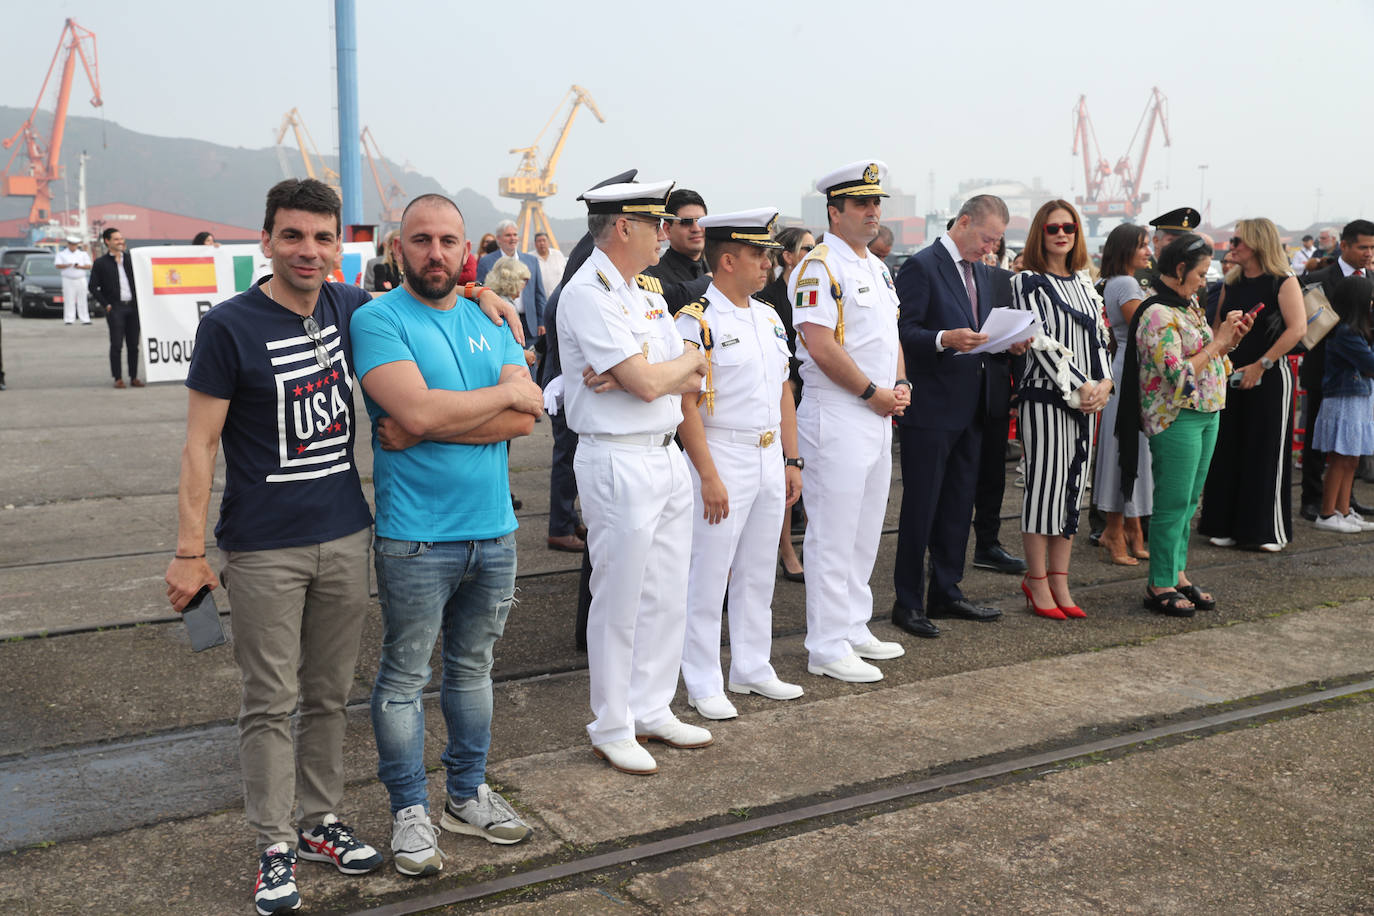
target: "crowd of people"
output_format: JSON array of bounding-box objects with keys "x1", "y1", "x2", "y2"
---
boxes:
[{"x1": 153, "y1": 171, "x2": 1373, "y2": 915}]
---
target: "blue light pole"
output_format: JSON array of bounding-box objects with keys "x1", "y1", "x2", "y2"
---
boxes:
[{"x1": 335, "y1": 0, "x2": 363, "y2": 229}]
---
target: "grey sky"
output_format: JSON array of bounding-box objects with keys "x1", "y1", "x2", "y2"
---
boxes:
[{"x1": 6, "y1": 0, "x2": 1372, "y2": 231}]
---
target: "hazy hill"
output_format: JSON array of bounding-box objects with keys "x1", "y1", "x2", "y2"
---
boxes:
[{"x1": 0, "y1": 106, "x2": 588, "y2": 245}]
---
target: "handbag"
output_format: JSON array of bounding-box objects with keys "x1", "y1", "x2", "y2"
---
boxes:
[{"x1": 1296, "y1": 281, "x2": 1339, "y2": 351}]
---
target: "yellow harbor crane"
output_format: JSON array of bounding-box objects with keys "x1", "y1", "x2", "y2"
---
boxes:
[
  {"x1": 499, "y1": 85, "x2": 605, "y2": 252},
  {"x1": 274, "y1": 107, "x2": 340, "y2": 196}
]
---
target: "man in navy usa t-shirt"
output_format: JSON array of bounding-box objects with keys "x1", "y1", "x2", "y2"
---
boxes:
[{"x1": 351, "y1": 195, "x2": 544, "y2": 876}]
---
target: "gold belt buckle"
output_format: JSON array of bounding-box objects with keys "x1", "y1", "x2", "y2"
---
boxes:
[{"x1": 759, "y1": 430, "x2": 775, "y2": 448}]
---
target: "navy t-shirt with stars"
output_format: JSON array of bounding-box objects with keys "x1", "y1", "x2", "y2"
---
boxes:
[{"x1": 186, "y1": 278, "x2": 373, "y2": 551}]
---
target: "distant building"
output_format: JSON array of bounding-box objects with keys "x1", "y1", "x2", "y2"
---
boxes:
[
  {"x1": 950, "y1": 177, "x2": 1060, "y2": 226},
  {"x1": 0, "y1": 202, "x2": 259, "y2": 247}
]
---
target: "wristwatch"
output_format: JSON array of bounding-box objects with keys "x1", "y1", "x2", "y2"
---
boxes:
[
  {"x1": 1260, "y1": 356, "x2": 1275, "y2": 370},
  {"x1": 859, "y1": 381, "x2": 877, "y2": 400},
  {"x1": 785, "y1": 457, "x2": 805, "y2": 470}
]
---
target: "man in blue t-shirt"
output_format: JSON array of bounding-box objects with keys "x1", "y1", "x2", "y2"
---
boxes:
[{"x1": 351, "y1": 194, "x2": 544, "y2": 877}]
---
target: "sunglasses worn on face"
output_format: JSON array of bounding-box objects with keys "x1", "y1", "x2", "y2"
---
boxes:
[
  {"x1": 1044, "y1": 223, "x2": 1077, "y2": 236},
  {"x1": 1230, "y1": 237, "x2": 1244, "y2": 248},
  {"x1": 301, "y1": 315, "x2": 331, "y2": 370},
  {"x1": 675, "y1": 218, "x2": 699, "y2": 228}
]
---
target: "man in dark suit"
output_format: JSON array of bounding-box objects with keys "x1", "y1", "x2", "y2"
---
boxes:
[
  {"x1": 476, "y1": 219, "x2": 547, "y2": 341},
  {"x1": 87, "y1": 226, "x2": 143, "y2": 388},
  {"x1": 1299, "y1": 218, "x2": 1374, "y2": 520},
  {"x1": 892, "y1": 195, "x2": 1027, "y2": 637}
]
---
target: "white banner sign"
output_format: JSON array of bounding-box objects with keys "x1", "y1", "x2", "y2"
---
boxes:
[{"x1": 132, "y1": 242, "x2": 375, "y2": 383}]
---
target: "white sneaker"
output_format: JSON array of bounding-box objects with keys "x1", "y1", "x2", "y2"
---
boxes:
[
  {"x1": 1315, "y1": 514, "x2": 1361, "y2": 533},
  {"x1": 852, "y1": 639, "x2": 905, "y2": 660},
  {"x1": 1345, "y1": 512, "x2": 1374, "y2": 531},
  {"x1": 807, "y1": 653, "x2": 883, "y2": 683},
  {"x1": 390, "y1": 804, "x2": 442, "y2": 877},
  {"x1": 687, "y1": 694, "x2": 738, "y2": 720},
  {"x1": 1257, "y1": 542, "x2": 1284, "y2": 552},
  {"x1": 728, "y1": 678, "x2": 804, "y2": 700},
  {"x1": 635, "y1": 716, "x2": 713, "y2": 748},
  {"x1": 592, "y1": 737, "x2": 658, "y2": 774},
  {"x1": 1208, "y1": 536, "x2": 1237, "y2": 547}
]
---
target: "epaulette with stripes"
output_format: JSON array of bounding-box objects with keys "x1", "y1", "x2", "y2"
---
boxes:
[
  {"x1": 678, "y1": 296, "x2": 714, "y2": 414},
  {"x1": 634, "y1": 273, "x2": 663, "y2": 295}
]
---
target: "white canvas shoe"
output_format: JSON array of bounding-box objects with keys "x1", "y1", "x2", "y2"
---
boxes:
[
  {"x1": 728, "y1": 678, "x2": 804, "y2": 700},
  {"x1": 592, "y1": 738, "x2": 658, "y2": 775},
  {"x1": 807, "y1": 653, "x2": 883, "y2": 683},
  {"x1": 1315, "y1": 514, "x2": 1361, "y2": 533},
  {"x1": 852, "y1": 639, "x2": 905, "y2": 660},
  {"x1": 687, "y1": 694, "x2": 738, "y2": 720},
  {"x1": 1344, "y1": 512, "x2": 1374, "y2": 531},
  {"x1": 635, "y1": 716, "x2": 714, "y2": 748}
]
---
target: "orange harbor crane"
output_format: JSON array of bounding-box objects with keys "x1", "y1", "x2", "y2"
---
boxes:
[
  {"x1": 1, "y1": 18, "x2": 102, "y2": 242},
  {"x1": 360, "y1": 126, "x2": 406, "y2": 232},
  {"x1": 1071, "y1": 86, "x2": 1170, "y2": 236}
]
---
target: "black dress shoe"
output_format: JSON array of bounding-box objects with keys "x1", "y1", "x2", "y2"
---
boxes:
[
  {"x1": 891, "y1": 602, "x2": 940, "y2": 638},
  {"x1": 1300, "y1": 502, "x2": 1320, "y2": 522},
  {"x1": 971, "y1": 545, "x2": 1028, "y2": 575},
  {"x1": 927, "y1": 596, "x2": 1002, "y2": 621}
]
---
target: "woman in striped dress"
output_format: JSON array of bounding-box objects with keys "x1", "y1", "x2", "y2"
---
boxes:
[{"x1": 1011, "y1": 200, "x2": 1113, "y2": 619}]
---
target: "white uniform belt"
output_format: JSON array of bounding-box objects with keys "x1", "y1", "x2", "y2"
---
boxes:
[
  {"x1": 581, "y1": 432, "x2": 675, "y2": 448},
  {"x1": 703, "y1": 427, "x2": 779, "y2": 448}
]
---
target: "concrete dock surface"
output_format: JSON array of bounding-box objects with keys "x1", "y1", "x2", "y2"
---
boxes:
[{"x1": 1, "y1": 311, "x2": 1371, "y2": 915}]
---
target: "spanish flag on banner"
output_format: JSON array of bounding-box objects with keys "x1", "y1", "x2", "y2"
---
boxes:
[{"x1": 150, "y1": 257, "x2": 217, "y2": 295}]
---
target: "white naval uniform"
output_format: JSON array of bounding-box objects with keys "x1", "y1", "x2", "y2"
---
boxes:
[
  {"x1": 54, "y1": 247, "x2": 91, "y2": 323},
  {"x1": 788, "y1": 232, "x2": 901, "y2": 665},
  {"x1": 676, "y1": 284, "x2": 792, "y2": 700},
  {"x1": 558, "y1": 245, "x2": 693, "y2": 746}
]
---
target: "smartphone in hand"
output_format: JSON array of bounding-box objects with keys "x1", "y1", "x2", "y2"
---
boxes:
[{"x1": 183, "y1": 585, "x2": 226, "y2": 652}]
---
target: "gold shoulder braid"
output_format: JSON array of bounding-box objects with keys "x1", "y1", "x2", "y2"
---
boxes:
[
  {"x1": 634, "y1": 273, "x2": 663, "y2": 295},
  {"x1": 797, "y1": 244, "x2": 845, "y2": 345},
  {"x1": 678, "y1": 296, "x2": 714, "y2": 414}
]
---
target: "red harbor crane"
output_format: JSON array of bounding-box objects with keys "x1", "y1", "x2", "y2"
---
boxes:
[
  {"x1": 1071, "y1": 86, "x2": 1170, "y2": 235},
  {"x1": 1, "y1": 19, "x2": 103, "y2": 240}
]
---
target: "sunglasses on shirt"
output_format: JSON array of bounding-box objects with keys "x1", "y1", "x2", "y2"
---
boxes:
[{"x1": 301, "y1": 315, "x2": 332, "y2": 370}]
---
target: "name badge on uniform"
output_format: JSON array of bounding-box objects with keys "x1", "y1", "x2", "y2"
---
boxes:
[
  {"x1": 857, "y1": 286, "x2": 871, "y2": 294},
  {"x1": 720, "y1": 336, "x2": 740, "y2": 347}
]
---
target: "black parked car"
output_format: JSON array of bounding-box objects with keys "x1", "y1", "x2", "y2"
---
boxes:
[
  {"x1": 10, "y1": 254, "x2": 64, "y2": 317},
  {"x1": 0, "y1": 246, "x2": 47, "y2": 310}
]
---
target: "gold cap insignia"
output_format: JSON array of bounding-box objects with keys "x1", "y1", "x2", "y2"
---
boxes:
[{"x1": 863, "y1": 163, "x2": 879, "y2": 184}]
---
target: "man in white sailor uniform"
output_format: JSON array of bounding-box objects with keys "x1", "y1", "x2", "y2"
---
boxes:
[
  {"x1": 557, "y1": 178, "x2": 712, "y2": 774},
  {"x1": 675, "y1": 208, "x2": 806, "y2": 721},
  {"x1": 787, "y1": 160, "x2": 911, "y2": 683}
]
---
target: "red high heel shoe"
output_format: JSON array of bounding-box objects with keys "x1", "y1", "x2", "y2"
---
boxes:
[
  {"x1": 1048, "y1": 571, "x2": 1087, "y2": 618},
  {"x1": 1021, "y1": 574, "x2": 1066, "y2": 620}
]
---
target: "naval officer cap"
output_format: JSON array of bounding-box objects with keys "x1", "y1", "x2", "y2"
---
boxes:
[
  {"x1": 816, "y1": 160, "x2": 890, "y2": 200},
  {"x1": 578, "y1": 179, "x2": 676, "y2": 217},
  {"x1": 698, "y1": 208, "x2": 784, "y2": 250},
  {"x1": 1149, "y1": 207, "x2": 1202, "y2": 232}
]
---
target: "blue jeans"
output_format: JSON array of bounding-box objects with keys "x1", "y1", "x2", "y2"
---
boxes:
[{"x1": 370, "y1": 533, "x2": 516, "y2": 813}]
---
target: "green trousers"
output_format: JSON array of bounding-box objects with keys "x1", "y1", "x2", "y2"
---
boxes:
[{"x1": 1145, "y1": 409, "x2": 1219, "y2": 589}]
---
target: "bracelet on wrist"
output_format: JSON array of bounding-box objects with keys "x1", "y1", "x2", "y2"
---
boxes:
[
  {"x1": 894, "y1": 379, "x2": 913, "y2": 391},
  {"x1": 461, "y1": 282, "x2": 490, "y2": 300},
  {"x1": 174, "y1": 553, "x2": 206, "y2": 560}
]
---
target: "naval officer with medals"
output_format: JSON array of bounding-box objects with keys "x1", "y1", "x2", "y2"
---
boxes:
[
  {"x1": 557, "y1": 178, "x2": 713, "y2": 775},
  {"x1": 675, "y1": 208, "x2": 806, "y2": 721},
  {"x1": 788, "y1": 160, "x2": 910, "y2": 683}
]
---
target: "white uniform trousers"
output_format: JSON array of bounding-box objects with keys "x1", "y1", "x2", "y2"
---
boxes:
[
  {"x1": 796, "y1": 394, "x2": 892, "y2": 665},
  {"x1": 680, "y1": 436, "x2": 786, "y2": 699},
  {"x1": 574, "y1": 437, "x2": 694, "y2": 745},
  {"x1": 61, "y1": 276, "x2": 89, "y2": 323}
]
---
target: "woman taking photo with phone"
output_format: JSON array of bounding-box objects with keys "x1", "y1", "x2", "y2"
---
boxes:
[
  {"x1": 1198, "y1": 218, "x2": 1305, "y2": 552},
  {"x1": 1012, "y1": 200, "x2": 1112, "y2": 620},
  {"x1": 1118, "y1": 234, "x2": 1252, "y2": 615}
]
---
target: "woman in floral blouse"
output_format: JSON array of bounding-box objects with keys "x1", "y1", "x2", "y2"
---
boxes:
[{"x1": 1116, "y1": 234, "x2": 1253, "y2": 616}]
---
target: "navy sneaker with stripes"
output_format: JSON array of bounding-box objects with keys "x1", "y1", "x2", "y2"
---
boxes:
[
  {"x1": 254, "y1": 843, "x2": 300, "y2": 915},
  {"x1": 297, "y1": 814, "x2": 383, "y2": 875}
]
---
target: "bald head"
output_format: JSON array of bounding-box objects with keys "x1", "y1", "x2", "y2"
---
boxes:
[{"x1": 400, "y1": 193, "x2": 463, "y2": 233}]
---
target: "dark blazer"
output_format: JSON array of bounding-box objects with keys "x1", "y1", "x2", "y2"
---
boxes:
[
  {"x1": 896, "y1": 240, "x2": 995, "y2": 430},
  {"x1": 476, "y1": 249, "x2": 547, "y2": 330},
  {"x1": 88, "y1": 253, "x2": 137, "y2": 309}
]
